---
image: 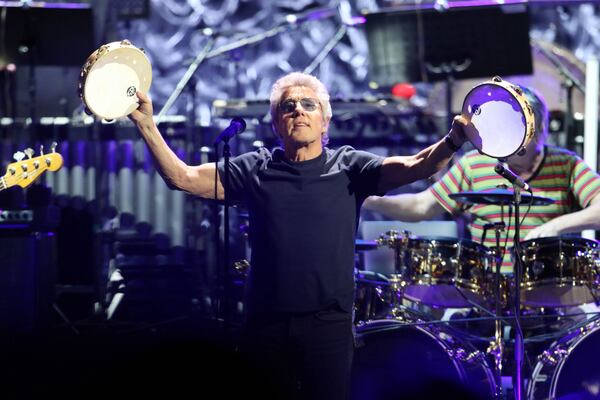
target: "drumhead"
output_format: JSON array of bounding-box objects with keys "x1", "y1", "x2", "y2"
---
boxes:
[
  {"x1": 461, "y1": 78, "x2": 533, "y2": 159},
  {"x1": 81, "y1": 41, "x2": 152, "y2": 120}
]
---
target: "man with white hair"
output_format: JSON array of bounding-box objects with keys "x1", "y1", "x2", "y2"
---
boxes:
[{"x1": 129, "y1": 71, "x2": 468, "y2": 399}]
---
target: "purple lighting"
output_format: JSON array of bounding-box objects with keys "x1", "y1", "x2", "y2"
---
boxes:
[{"x1": 0, "y1": 1, "x2": 90, "y2": 9}]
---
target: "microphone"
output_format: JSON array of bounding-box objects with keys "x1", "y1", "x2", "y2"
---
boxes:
[
  {"x1": 214, "y1": 117, "x2": 246, "y2": 145},
  {"x1": 494, "y1": 163, "x2": 530, "y2": 191}
]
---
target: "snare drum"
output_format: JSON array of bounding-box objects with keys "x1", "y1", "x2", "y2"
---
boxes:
[
  {"x1": 528, "y1": 319, "x2": 600, "y2": 399},
  {"x1": 515, "y1": 236, "x2": 600, "y2": 307},
  {"x1": 79, "y1": 40, "x2": 152, "y2": 120},
  {"x1": 387, "y1": 236, "x2": 493, "y2": 308},
  {"x1": 462, "y1": 76, "x2": 535, "y2": 159},
  {"x1": 351, "y1": 319, "x2": 497, "y2": 400}
]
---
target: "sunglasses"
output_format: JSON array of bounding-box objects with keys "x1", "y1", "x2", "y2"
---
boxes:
[{"x1": 279, "y1": 98, "x2": 320, "y2": 114}]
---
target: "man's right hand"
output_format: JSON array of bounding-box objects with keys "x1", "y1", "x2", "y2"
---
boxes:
[{"x1": 128, "y1": 90, "x2": 154, "y2": 125}]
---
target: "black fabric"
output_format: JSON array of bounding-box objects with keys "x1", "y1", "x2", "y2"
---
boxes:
[
  {"x1": 217, "y1": 146, "x2": 383, "y2": 316},
  {"x1": 240, "y1": 310, "x2": 354, "y2": 400}
]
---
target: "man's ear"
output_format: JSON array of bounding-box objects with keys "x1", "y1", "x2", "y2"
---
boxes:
[{"x1": 322, "y1": 116, "x2": 331, "y2": 134}]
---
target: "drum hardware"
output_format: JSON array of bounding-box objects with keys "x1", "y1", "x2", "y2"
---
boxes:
[
  {"x1": 482, "y1": 220, "x2": 508, "y2": 400},
  {"x1": 446, "y1": 347, "x2": 486, "y2": 365},
  {"x1": 233, "y1": 259, "x2": 250, "y2": 277},
  {"x1": 538, "y1": 346, "x2": 569, "y2": 367},
  {"x1": 355, "y1": 239, "x2": 380, "y2": 251}
]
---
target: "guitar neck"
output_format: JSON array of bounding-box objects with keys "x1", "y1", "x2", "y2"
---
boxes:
[{"x1": 0, "y1": 176, "x2": 6, "y2": 192}]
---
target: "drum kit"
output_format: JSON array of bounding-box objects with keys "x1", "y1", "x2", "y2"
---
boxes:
[
  {"x1": 353, "y1": 211, "x2": 600, "y2": 399},
  {"x1": 353, "y1": 77, "x2": 600, "y2": 399}
]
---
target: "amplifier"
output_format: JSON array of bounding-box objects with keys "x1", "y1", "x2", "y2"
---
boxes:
[{"x1": 0, "y1": 206, "x2": 60, "y2": 229}]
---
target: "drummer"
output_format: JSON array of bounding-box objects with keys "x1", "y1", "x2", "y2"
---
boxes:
[{"x1": 363, "y1": 86, "x2": 600, "y2": 274}]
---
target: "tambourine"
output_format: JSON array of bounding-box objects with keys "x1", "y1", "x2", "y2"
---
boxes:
[
  {"x1": 78, "y1": 39, "x2": 152, "y2": 120},
  {"x1": 461, "y1": 76, "x2": 535, "y2": 159}
]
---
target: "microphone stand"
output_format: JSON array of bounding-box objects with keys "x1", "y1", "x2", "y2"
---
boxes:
[
  {"x1": 157, "y1": 7, "x2": 339, "y2": 122},
  {"x1": 214, "y1": 137, "x2": 232, "y2": 333},
  {"x1": 425, "y1": 59, "x2": 471, "y2": 133},
  {"x1": 511, "y1": 183, "x2": 525, "y2": 400},
  {"x1": 534, "y1": 40, "x2": 585, "y2": 152},
  {"x1": 156, "y1": 37, "x2": 215, "y2": 124},
  {"x1": 494, "y1": 161, "x2": 527, "y2": 398}
]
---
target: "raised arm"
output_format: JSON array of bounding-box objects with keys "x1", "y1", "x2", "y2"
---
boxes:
[
  {"x1": 377, "y1": 116, "x2": 468, "y2": 193},
  {"x1": 363, "y1": 189, "x2": 447, "y2": 222},
  {"x1": 128, "y1": 91, "x2": 224, "y2": 200}
]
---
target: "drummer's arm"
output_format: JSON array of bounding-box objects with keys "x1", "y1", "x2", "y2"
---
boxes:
[
  {"x1": 129, "y1": 91, "x2": 224, "y2": 200},
  {"x1": 363, "y1": 190, "x2": 447, "y2": 222},
  {"x1": 524, "y1": 193, "x2": 600, "y2": 240},
  {"x1": 376, "y1": 116, "x2": 468, "y2": 193}
]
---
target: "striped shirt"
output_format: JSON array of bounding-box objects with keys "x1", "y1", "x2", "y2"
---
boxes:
[{"x1": 430, "y1": 146, "x2": 600, "y2": 273}]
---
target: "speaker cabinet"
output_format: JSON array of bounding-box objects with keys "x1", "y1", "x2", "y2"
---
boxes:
[{"x1": 0, "y1": 230, "x2": 56, "y2": 334}]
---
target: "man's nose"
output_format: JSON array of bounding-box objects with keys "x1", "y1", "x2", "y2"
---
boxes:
[{"x1": 292, "y1": 104, "x2": 305, "y2": 115}]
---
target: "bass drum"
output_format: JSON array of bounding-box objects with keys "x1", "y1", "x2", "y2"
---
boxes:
[
  {"x1": 351, "y1": 320, "x2": 497, "y2": 400},
  {"x1": 528, "y1": 319, "x2": 600, "y2": 400}
]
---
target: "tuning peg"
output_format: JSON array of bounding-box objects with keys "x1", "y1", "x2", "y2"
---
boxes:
[
  {"x1": 39, "y1": 144, "x2": 44, "y2": 155},
  {"x1": 24, "y1": 148, "x2": 34, "y2": 159},
  {"x1": 13, "y1": 151, "x2": 25, "y2": 162},
  {"x1": 51, "y1": 142, "x2": 58, "y2": 153}
]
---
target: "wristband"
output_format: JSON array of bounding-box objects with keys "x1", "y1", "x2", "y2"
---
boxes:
[{"x1": 444, "y1": 134, "x2": 461, "y2": 152}]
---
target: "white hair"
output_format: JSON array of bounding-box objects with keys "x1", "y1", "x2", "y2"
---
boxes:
[
  {"x1": 269, "y1": 72, "x2": 332, "y2": 145},
  {"x1": 520, "y1": 85, "x2": 549, "y2": 142}
]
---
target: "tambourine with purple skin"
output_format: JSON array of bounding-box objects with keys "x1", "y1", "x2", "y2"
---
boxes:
[
  {"x1": 461, "y1": 76, "x2": 536, "y2": 159},
  {"x1": 78, "y1": 40, "x2": 152, "y2": 121}
]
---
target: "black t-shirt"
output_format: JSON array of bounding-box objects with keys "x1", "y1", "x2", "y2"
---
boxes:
[{"x1": 218, "y1": 146, "x2": 384, "y2": 316}]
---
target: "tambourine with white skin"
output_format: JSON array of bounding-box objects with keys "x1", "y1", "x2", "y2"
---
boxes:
[
  {"x1": 78, "y1": 40, "x2": 152, "y2": 120},
  {"x1": 461, "y1": 76, "x2": 535, "y2": 159}
]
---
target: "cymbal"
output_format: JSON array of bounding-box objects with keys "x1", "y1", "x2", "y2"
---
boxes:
[
  {"x1": 355, "y1": 239, "x2": 379, "y2": 251},
  {"x1": 449, "y1": 189, "x2": 554, "y2": 206}
]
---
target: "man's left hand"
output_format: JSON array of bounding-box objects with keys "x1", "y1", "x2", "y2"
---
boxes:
[
  {"x1": 524, "y1": 221, "x2": 561, "y2": 240},
  {"x1": 448, "y1": 115, "x2": 470, "y2": 147}
]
